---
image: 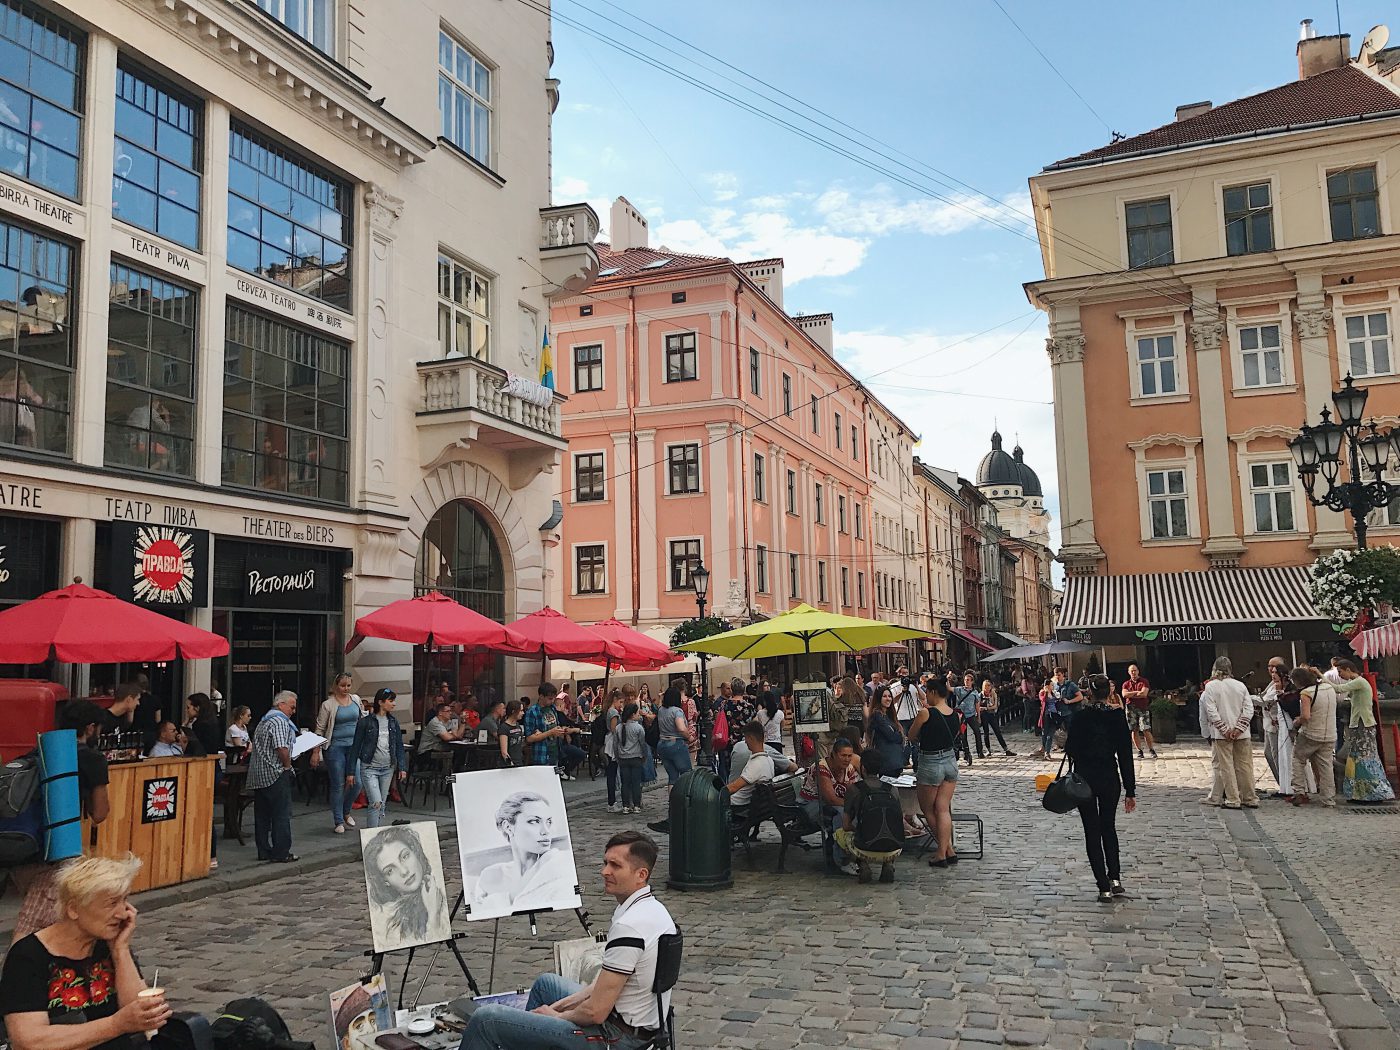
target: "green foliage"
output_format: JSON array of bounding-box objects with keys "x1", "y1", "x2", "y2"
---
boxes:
[
  {"x1": 1148, "y1": 695, "x2": 1179, "y2": 720},
  {"x1": 1308, "y1": 546, "x2": 1400, "y2": 621},
  {"x1": 670, "y1": 615, "x2": 735, "y2": 650}
]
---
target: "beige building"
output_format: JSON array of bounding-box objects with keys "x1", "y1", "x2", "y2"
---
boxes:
[
  {"x1": 913, "y1": 458, "x2": 964, "y2": 659},
  {"x1": 865, "y1": 399, "x2": 921, "y2": 634},
  {"x1": 1026, "y1": 23, "x2": 1400, "y2": 684},
  {"x1": 0, "y1": 0, "x2": 597, "y2": 723}
]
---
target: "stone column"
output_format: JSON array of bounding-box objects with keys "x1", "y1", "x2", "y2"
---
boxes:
[
  {"x1": 1047, "y1": 308, "x2": 1103, "y2": 573},
  {"x1": 611, "y1": 432, "x2": 634, "y2": 621},
  {"x1": 1296, "y1": 275, "x2": 1353, "y2": 550},
  {"x1": 1190, "y1": 295, "x2": 1246, "y2": 566},
  {"x1": 360, "y1": 184, "x2": 404, "y2": 512},
  {"x1": 635, "y1": 428, "x2": 659, "y2": 619},
  {"x1": 706, "y1": 420, "x2": 731, "y2": 598},
  {"x1": 635, "y1": 320, "x2": 651, "y2": 408}
]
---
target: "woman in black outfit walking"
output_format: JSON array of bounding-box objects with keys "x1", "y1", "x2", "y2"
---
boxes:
[{"x1": 1064, "y1": 674, "x2": 1137, "y2": 902}]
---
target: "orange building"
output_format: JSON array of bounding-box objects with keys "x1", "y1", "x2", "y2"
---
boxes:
[
  {"x1": 550, "y1": 199, "x2": 920, "y2": 658},
  {"x1": 1026, "y1": 26, "x2": 1400, "y2": 686}
]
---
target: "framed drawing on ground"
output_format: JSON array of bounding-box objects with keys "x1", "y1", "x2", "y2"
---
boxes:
[
  {"x1": 793, "y1": 681, "x2": 833, "y2": 734},
  {"x1": 360, "y1": 822, "x2": 453, "y2": 953},
  {"x1": 452, "y1": 765, "x2": 582, "y2": 921}
]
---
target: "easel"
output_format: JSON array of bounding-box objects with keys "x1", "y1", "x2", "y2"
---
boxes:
[
  {"x1": 457, "y1": 888, "x2": 594, "y2": 994},
  {"x1": 363, "y1": 931, "x2": 480, "y2": 1011}
]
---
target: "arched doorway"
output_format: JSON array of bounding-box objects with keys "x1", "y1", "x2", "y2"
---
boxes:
[{"x1": 413, "y1": 500, "x2": 507, "y2": 723}]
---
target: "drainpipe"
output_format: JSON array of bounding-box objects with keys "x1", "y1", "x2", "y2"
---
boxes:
[
  {"x1": 734, "y1": 283, "x2": 752, "y2": 617},
  {"x1": 629, "y1": 285, "x2": 641, "y2": 625},
  {"x1": 923, "y1": 483, "x2": 934, "y2": 643}
]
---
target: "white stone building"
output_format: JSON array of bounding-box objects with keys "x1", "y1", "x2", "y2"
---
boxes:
[{"x1": 0, "y1": 0, "x2": 597, "y2": 724}]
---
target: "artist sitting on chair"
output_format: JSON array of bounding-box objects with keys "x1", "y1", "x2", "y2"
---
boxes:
[
  {"x1": 460, "y1": 832, "x2": 676, "y2": 1050},
  {"x1": 472, "y1": 792, "x2": 577, "y2": 914}
]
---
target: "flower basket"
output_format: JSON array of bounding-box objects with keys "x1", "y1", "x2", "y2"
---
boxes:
[{"x1": 1308, "y1": 547, "x2": 1400, "y2": 623}]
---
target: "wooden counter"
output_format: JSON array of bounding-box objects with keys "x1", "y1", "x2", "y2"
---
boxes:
[{"x1": 87, "y1": 756, "x2": 218, "y2": 892}]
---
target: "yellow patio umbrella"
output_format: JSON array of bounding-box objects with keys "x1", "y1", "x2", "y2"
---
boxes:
[{"x1": 673, "y1": 603, "x2": 928, "y2": 660}]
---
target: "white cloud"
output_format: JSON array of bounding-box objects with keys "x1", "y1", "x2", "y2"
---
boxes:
[
  {"x1": 702, "y1": 172, "x2": 740, "y2": 202},
  {"x1": 815, "y1": 187, "x2": 1034, "y2": 239},
  {"x1": 554, "y1": 176, "x2": 591, "y2": 200}
]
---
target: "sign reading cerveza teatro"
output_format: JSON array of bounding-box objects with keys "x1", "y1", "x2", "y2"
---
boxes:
[{"x1": 1057, "y1": 620, "x2": 1343, "y2": 645}]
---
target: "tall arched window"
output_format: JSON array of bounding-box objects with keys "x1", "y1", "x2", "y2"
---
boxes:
[{"x1": 413, "y1": 500, "x2": 506, "y2": 721}]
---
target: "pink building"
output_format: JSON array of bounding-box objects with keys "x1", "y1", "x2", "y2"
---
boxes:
[{"x1": 550, "y1": 198, "x2": 882, "y2": 635}]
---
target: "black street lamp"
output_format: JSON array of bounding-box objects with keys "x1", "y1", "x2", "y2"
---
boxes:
[
  {"x1": 1292, "y1": 374, "x2": 1400, "y2": 549},
  {"x1": 690, "y1": 562, "x2": 711, "y2": 707}
]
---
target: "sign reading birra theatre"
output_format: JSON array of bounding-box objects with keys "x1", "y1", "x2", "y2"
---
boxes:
[{"x1": 111, "y1": 522, "x2": 209, "y2": 608}]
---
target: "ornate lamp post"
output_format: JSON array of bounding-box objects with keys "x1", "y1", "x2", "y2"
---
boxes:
[
  {"x1": 690, "y1": 562, "x2": 711, "y2": 706},
  {"x1": 1292, "y1": 374, "x2": 1400, "y2": 550}
]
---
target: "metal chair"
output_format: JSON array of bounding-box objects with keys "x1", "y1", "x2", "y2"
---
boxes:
[{"x1": 640, "y1": 926, "x2": 683, "y2": 1050}]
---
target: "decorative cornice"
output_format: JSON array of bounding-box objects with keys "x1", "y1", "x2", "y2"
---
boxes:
[
  {"x1": 1189, "y1": 320, "x2": 1225, "y2": 351},
  {"x1": 1127, "y1": 433, "x2": 1203, "y2": 452},
  {"x1": 1295, "y1": 307, "x2": 1332, "y2": 339},
  {"x1": 1046, "y1": 335, "x2": 1085, "y2": 365},
  {"x1": 1229, "y1": 424, "x2": 1297, "y2": 449},
  {"x1": 131, "y1": 0, "x2": 431, "y2": 168}
]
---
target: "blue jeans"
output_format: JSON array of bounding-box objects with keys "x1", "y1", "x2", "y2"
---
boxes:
[
  {"x1": 657, "y1": 738, "x2": 691, "y2": 785},
  {"x1": 361, "y1": 764, "x2": 394, "y2": 828},
  {"x1": 618, "y1": 757, "x2": 643, "y2": 807},
  {"x1": 460, "y1": 973, "x2": 649, "y2": 1050},
  {"x1": 558, "y1": 742, "x2": 586, "y2": 775},
  {"x1": 323, "y1": 744, "x2": 361, "y2": 827}
]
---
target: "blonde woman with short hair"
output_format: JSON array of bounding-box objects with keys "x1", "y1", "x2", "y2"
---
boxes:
[{"x1": 1, "y1": 855, "x2": 172, "y2": 1050}]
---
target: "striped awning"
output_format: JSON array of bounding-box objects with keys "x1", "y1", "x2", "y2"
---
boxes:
[
  {"x1": 1352, "y1": 622, "x2": 1400, "y2": 660},
  {"x1": 1056, "y1": 566, "x2": 1335, "y2": 645}
]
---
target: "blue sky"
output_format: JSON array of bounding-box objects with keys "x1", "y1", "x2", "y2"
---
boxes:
[{"x1": 547, "y1": 0, "x2": 1399, "y2": 543}]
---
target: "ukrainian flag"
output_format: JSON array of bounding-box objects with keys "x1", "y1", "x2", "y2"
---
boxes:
[{"x1": 539, "y1": 325, "x2": 555, "y2": 390}]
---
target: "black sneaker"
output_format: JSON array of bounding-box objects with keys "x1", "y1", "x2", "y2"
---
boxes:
[
  {"x1": 646, "y1": 820, "x2": 671, "y2": 834},
  {"x1": 1097, "y1": 890, "x2": 1114, "y2": 903},
  {"x1": 1137, "y1": 749, "x2": 1144, "y2": 759},
  {"x1": 1110, "y1": 879, "x2": 1126, "y2": 897},
  {"x1": 1149, "y1": 750, "x2": 1158, "y2": 758}
]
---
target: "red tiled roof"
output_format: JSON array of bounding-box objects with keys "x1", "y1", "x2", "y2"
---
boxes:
[
  {"x1": 593, "y1": 244, "x2": 728, "y2": 281},
  {"x1": 1048, "y1": 66, "x2": 1400, "y2": 169}
]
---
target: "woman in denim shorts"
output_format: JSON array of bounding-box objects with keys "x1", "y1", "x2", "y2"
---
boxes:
[{"x1": 908, "y1": 677, "x2": 963, "y2": 868}]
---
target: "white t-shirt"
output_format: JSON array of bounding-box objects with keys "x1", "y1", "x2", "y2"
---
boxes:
[
  {"x1": 225, "y1": 723, "x2": 250, "y2": 748},
  {"x1": 730, "y1": 753, "x2": 775, "y2": 806},
  {"x1": 761, "y1": 708, "x2": 783, "y2": 744}
]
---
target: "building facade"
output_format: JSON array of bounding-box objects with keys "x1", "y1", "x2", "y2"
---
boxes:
[
  {"x1": 913, "y1": 458, "x2": 966, "y2": 663},
  {"x1": 974, "y1": 431, "x2": 1055, "y2": 642},
  {"x1": 0, "y1": 0, "x2": 597, "y2": 722},
  {"x1": 1026, "y1": 25, "x2": 1400, "y2": 685},
  {"x1": 865, "y1": 396, "x2": 923, "y2": 642}
]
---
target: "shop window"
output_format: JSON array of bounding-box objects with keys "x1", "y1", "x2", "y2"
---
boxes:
[
  {"x1": 113, "y1": 64, "x2": 201, "y2": 250},
  {"x1": 0, "y1": 0, "x2": 83, "y2": 200},
  {"x1": 437, "y1": 252, "x2": 490, "y2": 360},
  {"x1": 227, "y1": 123, "x2": 351, "y2": 311},
  {"x1": 105, "y1": 263, "x2": 197, "y2": 477},
  {"x1": 0, "y1": 218, "x2": 74, "y2": 455},
  {"x1": 222, "y1": 304, "x2": 348, "y2": 503}
]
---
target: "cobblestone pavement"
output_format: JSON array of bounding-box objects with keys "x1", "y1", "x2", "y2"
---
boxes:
[{"x1": 9, "y1": 733, "x2": 1400, "y2": 1049}]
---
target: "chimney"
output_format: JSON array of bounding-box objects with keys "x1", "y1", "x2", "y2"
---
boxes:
[
  {"x1": 795, "y1": 312, "x2": 833, "y2": 354},
  {"x1": 1174, "y1": 100, "x2": 1212, "y2": 121},
  {"x1": 739, "y1": 259, "x2": 784, "y2": 308},
  {"x1": 1300, "y1": 18, "x2": 1316, "y2": 40},
  {"x1": 1298, "y1": 31, "x2": 1351, "y2": 79},
  {"x1": 609, "y1": 196, "x2": 648, "y2": 251}
]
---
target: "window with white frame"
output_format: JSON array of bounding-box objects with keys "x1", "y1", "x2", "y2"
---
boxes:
[
  {"x1": 1237, "y1": 323, "x2": 1284, "y2": 388},
  {"x1": 857, "y1": 571, "x2": 866, "y2": 608},
  {"x1": 1249, "y1": 461, "x2": 1296, "y2": 533},
  {"x1": 437, "y1": 254, "x2": 490, "y2": 359},
  {"x1": 1343, "y1": 311, "x2": 1392, "y2": 378},
  {"x1": 753, "y1": 453, "x2": 766, "y2": 502},
  {"x1": 1369, "y1": 469, "x2": 1400, "y2": 526},
  {"x1": 664, "y1": 332, "x2": 697, "y2": 382},
  {"x1": 838, "y1": 494, "x2": 847, "y2": 533},
  {"x1": 574, "y1": 544, "x2": 605, "y2": 594},
  {"x1": 669, "y1": 539, "x2": 701, "y2": 591},
  {"x1": 1146, "y1": 467, "x2": 1189, "y2": 539},
  {"x1": 1135, "y1": 333, "x2": 1178, "y2": 397},
  {"x1": 254, "y1": 0, "x2": 334, "y2": 54},
  {"x1": 817, "y1": 561, "x2": 828, "y2": 603},
  {"x1": 785, "y1": 469, "x2": 797, "y2": 514},
  {"x1": 854, "y1": 503, "x2": 864, "y2": 539},
  {"x1": 573, "y1": 344, "x2": 603, "y2": 392},
  {"x1": 788, "y1": 553, "x2": 800, "y2": 598},
  {"x1": 438, "y1": 30, "x2": 492, "y2": 166},
  {"x1": 840, "y1": 566, "x2": 850, "y2": 606},
  {"x1": 851, "y1": 425, "x2": 858, "y2": 459},
  {"x1": 755, "y1": 545, "x2": 768, "y2": 592},
  {"x1": 814, "y1": 483, "x2": 824, "y2": 523},
  {"x1": 667, "y1": 443, "x2": 700, "y2": 494},
  {"x1": 573, "y1": 452, "x2": 605, "y2": 502}
]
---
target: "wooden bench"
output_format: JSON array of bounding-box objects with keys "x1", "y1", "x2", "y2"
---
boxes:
[{"x1": 730, "y1": 772, "x2": 833, "y2": 874}]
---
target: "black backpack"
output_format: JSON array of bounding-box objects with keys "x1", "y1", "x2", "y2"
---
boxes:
[
  {"x1": 854, "y1": 782, "x2": 904, "y2": 855},
  {"x1": 212, "y1": 998, "x2": 311, "y2": 1050},
  {"x1": 0, "y1": 752, "x2": 44, "y2": 868}
]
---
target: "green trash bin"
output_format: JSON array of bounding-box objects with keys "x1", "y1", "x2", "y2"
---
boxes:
[{"x1": 666, "y1": 767, "x2": 732, "y2": 890}]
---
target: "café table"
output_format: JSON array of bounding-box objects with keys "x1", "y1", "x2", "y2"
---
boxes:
[{"x1": 446, "y1": 738, "x2": 501, "y2": 773}]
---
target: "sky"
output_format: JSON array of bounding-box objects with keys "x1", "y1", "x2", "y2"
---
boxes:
[{"x1": 546, "y1": 0, "x2": 1400, "y2": 551}]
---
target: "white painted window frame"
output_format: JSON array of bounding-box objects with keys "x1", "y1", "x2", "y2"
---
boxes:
[{"x1": 571, "y1": 541, "x2": 608, "y2": 595}]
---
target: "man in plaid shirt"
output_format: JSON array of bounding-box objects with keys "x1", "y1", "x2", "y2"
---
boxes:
[
  {"x1": 524, "y1": 683, "x2": 586, "y2": 779},
  {"x1": 248, "y1": 690, "x2": 312, "y2": 861}
]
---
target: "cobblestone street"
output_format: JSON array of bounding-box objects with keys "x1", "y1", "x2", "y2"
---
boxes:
[{"x1": 22, "y1": 736, "x2": 1400, "y2": 1050}]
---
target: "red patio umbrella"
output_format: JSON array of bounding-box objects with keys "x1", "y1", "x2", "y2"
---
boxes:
[
  {"x1": 345, "y1": 591, "x2": 527, "y2": 653},
  {"x1": 0, "y1": 582, "x2": 230, "y2": 663},
  {"x1": 499, "y1": 607, "x2": 626, "y2": 679},
  {"x1": 581, "y1": 619, "x2": 681, "y2": 671}
]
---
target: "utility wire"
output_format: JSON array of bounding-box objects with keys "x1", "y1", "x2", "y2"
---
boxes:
[{"x1": 988, "y1": 0, "x2": 1115, "y2": 135}]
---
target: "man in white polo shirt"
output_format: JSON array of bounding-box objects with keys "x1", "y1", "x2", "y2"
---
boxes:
[{"x1": 460, "y1": 831, "x2": 676, "y2": 1049}]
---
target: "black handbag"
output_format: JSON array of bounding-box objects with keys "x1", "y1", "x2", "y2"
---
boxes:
[{"x1": 1042, "y1": 753, "x2": 1092, "y2": 814}]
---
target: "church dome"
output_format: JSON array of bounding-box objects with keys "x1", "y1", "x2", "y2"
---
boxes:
[{"x1": 975, "y1": 432, "x2": 1043, "y2": 498}]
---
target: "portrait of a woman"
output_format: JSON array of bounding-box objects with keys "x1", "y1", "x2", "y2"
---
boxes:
[
  {"x1": 361, "y1": 824, "x2": 451, "y2": 952},
  {"x1": 469, "y1": 791, "x2": 578, "y2": 917}
]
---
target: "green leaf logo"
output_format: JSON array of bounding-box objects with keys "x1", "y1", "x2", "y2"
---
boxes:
[
  {"x1": 1141, "y1": 629, "x2": 1160, "y2": 642},
  {"x1": 1265, "y1": 622, "x2": 1277, "y2": 628},
  {"x1": 1332, "y1": 623, "x2": 1348, "y2": 633}
]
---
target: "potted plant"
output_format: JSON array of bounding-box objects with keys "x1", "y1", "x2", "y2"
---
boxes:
[{"x1": 1149, "y1": 692, "x2": 1179, "y2": 744}]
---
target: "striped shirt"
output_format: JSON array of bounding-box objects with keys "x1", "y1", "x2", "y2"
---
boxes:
[
  {"x1": 602, "y1": 886, "x2": 676, "y2": 1030},
  {"x1": 247, "y1": 708, "x2": 297, "y2": 790}
]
